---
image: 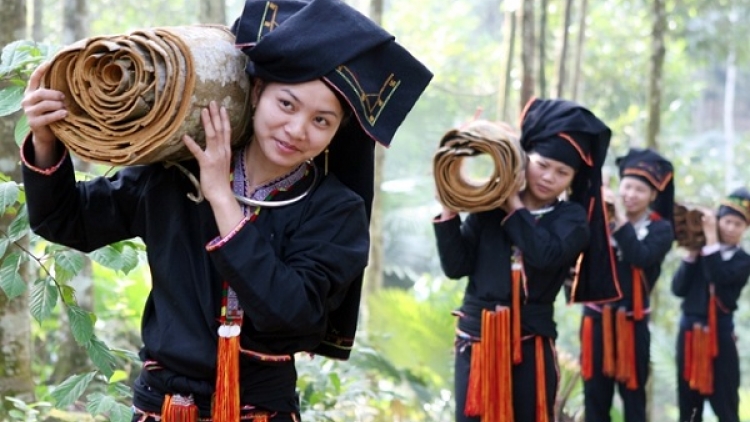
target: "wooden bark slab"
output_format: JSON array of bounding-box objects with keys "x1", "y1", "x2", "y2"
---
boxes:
[
  {"x1": 673, "y1": 202, "x2": 706, "y2": 249},
  {"x1": 42, "y1": 25, "x2": 252, "y2": 165}
]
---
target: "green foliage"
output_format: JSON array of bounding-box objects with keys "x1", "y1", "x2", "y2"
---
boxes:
[
  {"x1": 0, "y1": 177, "x2": 142, "y2": 418},
  {"x1": 0, "y1": 41, "x2": 58, "y2": 131},
  {"x1": 50, "y1": 372, "x2": 98, "y2": 408},
  {"x1": 86, "y1": 392, "x2": 132, "y2": 422},
  {"x1": 0, "y1": 252, "x2": 25, "y2": 299},
  {"x1": 0, "y1": 85, "x2": 23, "y2": 117},
  {"x1": 367, "y1": 278, "x2": 461, "y2": 388},
  {"x1": 3, "y1": 397, "x2": 52, "y2": 422},
  {"x1": 0, "y1": 40, "x2": 58, "y2": 145},
  {"x1": 297, "y1": 345, "x2": 453, "y2": 421},
  {"x1": 30, "y1": 276, "x2": 58, "y2": 321},
  {"x1": 4, "y1": 0, "x2": 750, "y2": 419},
  {"x1": 89, "y1": 241, "x2": 143, "y2": 274}
]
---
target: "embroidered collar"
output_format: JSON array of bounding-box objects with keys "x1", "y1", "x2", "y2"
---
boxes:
[
  {"x1": 530, "y1": 204, "x2": 556, "y2": 217},
  {"x1": 232, "y1": 146, "x2": 308, "y2": 202},
  {"x1": 631, "y1": 210, "x2": 652, "y2": 240},
  {"x1": 528, "y1": 199, "x2": 558, "y2": 219},
  {"x1": 720, "y1": 243, "x2": 740, "y2": 261}
]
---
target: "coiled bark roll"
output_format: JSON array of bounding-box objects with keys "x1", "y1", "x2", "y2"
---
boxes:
[
  {"x1": 673, "y1": 203, "x2": 706, "y2": 249},
  {"x1": 43, "y1": 25, "x2": 253, "y2": 165},
  {"x1": 433, "y1": 120, "x2": 525, "y2": 212}
]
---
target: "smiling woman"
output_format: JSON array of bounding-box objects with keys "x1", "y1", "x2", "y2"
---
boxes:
[
  {"x1": 243, "y1": 81, "x2": 345, "y2": 189},
  {"x1": 19, "y1": 0, "x2": 432, "y2": 421},
  {"x1": 581, "y1": 147, "x2": 675, "y2": 422}
]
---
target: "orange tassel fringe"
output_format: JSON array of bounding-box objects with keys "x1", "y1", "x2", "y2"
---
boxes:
[
  {"x1": 615, "y1": 308, "x2": 638, "y2": 390},
  {"x1": 535, "y1": 337, "x2": 549, "y2": 422},
  {"x1": 625, "y1": 319, "x2": 638, "y2": 390},
  {"x1": 683, "y1": 330, "x2": 692, "y2": 383},
  {"x1": 580, "y1": 316, "x2": 593, "y2": 381},
  {"x1": 512, "y1": 269, "x2": 523, "y2": 365},
  {"x1": 601, "y1": 305, "x2": 615, "y2": 377},
  {"x1": 213, "y1": 331, "x2": 240, "y2": 422},
  {"x1": 472, "y1": 308, "x2": 514, "y2": 421},
  {"x1": 632, "y1": 268, "x2": 644, "y2": 321},
  {"x1": 615, "y1": 309, "x2": 628, "y2": 382},
  {"x1": 686, "y1": 324, "x2": 714, "y2": 395},
  {"x1": 482, "y1": 309, "x2": 497, "y2": 420},
  {"x1": 161, "y1": 394, "x2": 199, "y2": 422},
  {"x1": 464, "y1": 341, "x2": 482, "y2": 416}
]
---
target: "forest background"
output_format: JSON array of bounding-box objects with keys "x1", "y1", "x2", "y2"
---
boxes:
[{"x1": 0, "y1": 0, "x2": 749, "y2": 420}]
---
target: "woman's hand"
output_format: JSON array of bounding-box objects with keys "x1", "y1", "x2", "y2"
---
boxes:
[
  {"x1": 700, "y1": 208, "x2": 718, "y2": 246},
  {"x1": 21, "y1": 61, "x2": 67, "y2": 167},
  {"x1": 500, "y1": 171, "x2": 525, "y2": 214},
  {"x1": 602, "y1": 185, "x2": 626, "y2": 230},
  {"x1": 183, "y1": 101, "x2": 234, "y2": 204},
  {"x1": 183, "y1": 101, "x2": 244, "y2": 237}
]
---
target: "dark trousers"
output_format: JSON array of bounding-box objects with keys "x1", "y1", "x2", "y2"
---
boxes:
[
  {"x1": 676, "y1": 326, "x2": 739, "y2": 422},
  {"x1": 582, "y1": 315, "x2": 650, "y2": 422},
  {"x1": 454, "y1": 336, "x2": 558, "y2": 422}
]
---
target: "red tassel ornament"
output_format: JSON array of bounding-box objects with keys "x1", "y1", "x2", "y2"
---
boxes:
[
  {"x1": 161, "y1": 394, "x2": 199, "y2": 422},
  {"x1": 213, "y1": 324, "x2": 241, "y2": 422}
]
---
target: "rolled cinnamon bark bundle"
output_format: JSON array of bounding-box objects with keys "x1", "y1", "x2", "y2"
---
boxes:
[
  {"x1": 433, "y1": 120, "x2": 525, "y2": 213},
  {"x1": 43, "y1": 25, "x2": 253, "y2": 165},
  {"x1": 673, "y1": 202, "x2": 707, "y2": 250}
]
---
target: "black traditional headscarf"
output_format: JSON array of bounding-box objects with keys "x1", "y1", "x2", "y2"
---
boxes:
[
  {"x1": 231, "y1": 0, "x2": 433, "y2": 359},
  {"x1": 616, "y1": 148, "x2": 675, "y2": 222},
  {"x1": 718, "y1": 187, "x2": 750, "y2": 223},
  {"x1": 519, "y1": 97, "x2": 620, "y2": 304}
]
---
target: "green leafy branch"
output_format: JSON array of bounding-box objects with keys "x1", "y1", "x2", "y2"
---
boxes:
[
  {"x1": 0, "y1": 178, "x2": 141, "y2": 422},
  {"x1": 0, "y1": 40, "x2": 58, "y2": 144}
]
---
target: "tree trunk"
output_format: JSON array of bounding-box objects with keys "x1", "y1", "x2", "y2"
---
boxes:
[
  {"x1": 62, "y1": 0, "x2": 87, "y2": 44},
  {"x1": 199, "y1": 0, "x2": 226, "y2": 24},
  {"x1": 645, "y1": 0, "x2": 666, "y2": 151},
  {"x1": 571, "y1": 0, "x2": 588, "y2": 101},
  {"x1": 32, "y1": 0, "x2": 43, "y2": 41},
  {"x1": 644, "y1": 3, "x2": 666, "y2": 419},
  {"x1": 538, "y1": 0, "x2": 548, "y2": 98},
  {"x1": 723, "y1": 50, "x2": 736, "y2": 192},
  {"x1": 497, "y1": 4, "x2": 517, "y2": 122},
  {"x1": 519, "y1": 0, "x2": 535, "y2": 109},
  {"x1": 0, "y1": 0, "x2": 34, "y2": 416},
  {"x1": 555, "y1": 0, "x2": 574, "y2": 99},
  {"x1": 361, "y1": 0, "x2": 385, "y2": 326}
]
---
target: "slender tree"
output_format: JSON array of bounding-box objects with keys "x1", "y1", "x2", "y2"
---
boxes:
[
  {"x1": 0, "y1": 0, "x2": 34, "y2": 416},
  {"x1": 32, "y1": 0, "x2": 43, "y2": 41},
  {"x1": 538, "y1": 0, "x2": 549, "y2": 97},
  {"x1": 644, "y1": 0, "x2": 666, "y2": 419},
  {"x1": 362, "y1": 0, "x2": 385, "y2": 322},
  {"x1": 519, "y1": 0, "x2": 535, "y2": 109},
  {"x1": 199, "y1": 0, "x2": 226, "y2": 24},
  {"x1": 570, "y1": 0, "x2": 588, "y2": 101},
  {"x1": 555, "y1": 0, "x2": 574, "y2": 98},
  {"x1": 62, "y1": 0, "x2": 87, "y2": 44},
  {"x1": 723, "y1": 49, "x2": 737, "y2": 192},
  {"x1": 497, "y1": 2, "x2": 517, "y2": 122},
  {"x1": 645, "y1": 0, "x2": 666, "y2": 150}
]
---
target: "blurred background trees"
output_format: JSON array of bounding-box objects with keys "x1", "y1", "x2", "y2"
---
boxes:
[{"x1": 2, "y1": 0, "x2": 750, "y2": 420}]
